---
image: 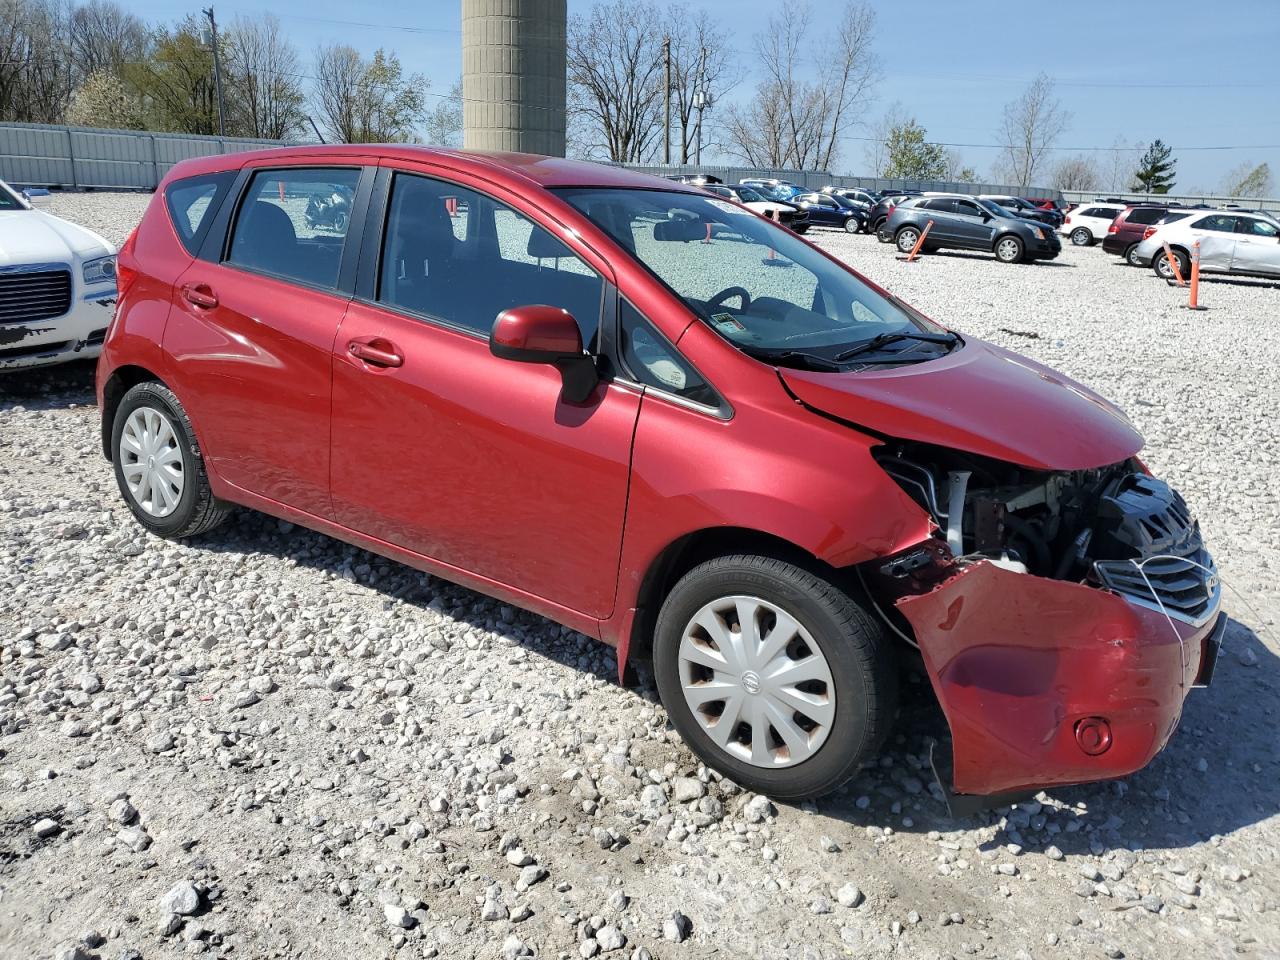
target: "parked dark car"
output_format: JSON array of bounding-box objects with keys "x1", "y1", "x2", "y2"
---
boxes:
[
  {"x1": 870, "y1": 193, "x2": 921, "y2": 241},
  {"x1": 700, "y1": 182, "x2": 810, "y2": 233},
  {"x1": 1102, "y1": 206, "x2": 1193, "y2": 265},
  {"x1": 739, "y1": 178, "x2": 803, "y2": 202},
  {"x1": 821, "y1": 186, "x2": 878, "y2": 209},
  {"x1": 980, "y1": 195, "x2": 1063, "y2": 227},
  {"x1": 792, "y1": 192, "x2": 865, "y2": 232},
  {"x1": 666, "y1": 174, "x2": 723, "y2": 185},
  {"x1": 887, "y1": 195, "x2": 1062, "y2": 263}
]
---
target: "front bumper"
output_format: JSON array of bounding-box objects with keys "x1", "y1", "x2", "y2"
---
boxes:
[
  {"x1": 1027, "y1": 236, "x2": 1062, "y2": 259},
  {"x1": 0, "y1": 284, "x2": 116, "y2": 371},
  {"x1": 897, "y1": 560, "x2": 1223, "y2": 802}
]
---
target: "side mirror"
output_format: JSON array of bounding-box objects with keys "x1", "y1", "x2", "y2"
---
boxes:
[{"x1": 490, "y1": 305, "x2": 598, "y2": 404}]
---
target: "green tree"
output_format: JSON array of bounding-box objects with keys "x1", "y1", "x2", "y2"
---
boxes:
[
  {"x1": 123, "y1": 18, "x2": 219, "y2": 134},
  {"x1": 313, "y1": 45, "x2": 427, "y2": 143},
  {"x1": 65, "y1": 70, "x2": 142, "y2": 129},
  {"x1": 880, "y1": 118, "x2": 947, "y2": 179},
  {"x1": 1132, "y1": 139, "x2": 1176, "y2": 194}
]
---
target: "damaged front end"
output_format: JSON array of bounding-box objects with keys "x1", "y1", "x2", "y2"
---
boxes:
[{"x1": 865, "y1": 442, "x2": 1225, "y2": 810}]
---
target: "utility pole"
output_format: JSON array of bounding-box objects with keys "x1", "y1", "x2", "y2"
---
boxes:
[
  {"x1": 202, "y1": 7, "x2": 227, "y2": 137},
  {"x1": 693, "y1": 46, "x2": 707, "y2": 166},
  {"x1": 662, "y1": 37, "x2": 671, "y2": 165}
]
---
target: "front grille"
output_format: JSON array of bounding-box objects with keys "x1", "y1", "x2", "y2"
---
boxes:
[
  {"x1": 0, "y1": 269, "x2": 72, "y2": 325},
  {"x1": 1091, "y1": 473, "x2": 1218, "y2": 624}
]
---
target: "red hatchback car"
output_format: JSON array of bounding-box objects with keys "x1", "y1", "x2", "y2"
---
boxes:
[{"x1": 97, "y1": 146, "x2": 1224, "y2": 807}]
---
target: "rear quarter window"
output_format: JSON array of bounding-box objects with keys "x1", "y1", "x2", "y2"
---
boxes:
[
  {"x1": 165, "y1": 172, "x2": 236, "y2": 255},
  {"x1": 1127, "y1": 207, "x2": 1167, "y2": 226}
]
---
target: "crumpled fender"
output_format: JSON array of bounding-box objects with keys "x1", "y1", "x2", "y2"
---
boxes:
[{"x1": 897, "y1": 561, "x2": 1206, "y2": 797}]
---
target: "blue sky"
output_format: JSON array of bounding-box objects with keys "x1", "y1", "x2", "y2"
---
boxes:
[{"x1": 131, "y1": 0, "x2": 1279, "y2": 191}]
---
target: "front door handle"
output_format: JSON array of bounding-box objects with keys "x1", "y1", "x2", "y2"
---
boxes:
[
  {"x1": 348, "y1": 338, "x2": 403, "y2": 368},
  {"x1": 182, "y1": 283, "x2": 218, "y2": 309}
]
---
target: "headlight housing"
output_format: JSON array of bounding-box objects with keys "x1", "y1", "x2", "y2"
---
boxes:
[
  {"x1": 1032, "y1": 226, "x2": 1045, "y2": 240},
  {"x1": 83, "y1": 255, "x2": 117, "y2": 285}
]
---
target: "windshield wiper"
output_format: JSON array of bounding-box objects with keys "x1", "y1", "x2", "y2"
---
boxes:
[
  {"x1": 740, "y1": 346, "x2": 843, "y2": 372},
  {"x1": 833, "y1": 330, "x2": 958, "y2": 362}
]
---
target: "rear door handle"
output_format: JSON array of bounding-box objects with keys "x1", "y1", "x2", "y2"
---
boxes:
[
  {"x1": 181, "y1": 283, "x2": 218, "y2": 309},
  {"x1": 348, "y1": 338, "x2": 403, "y2": 368}
]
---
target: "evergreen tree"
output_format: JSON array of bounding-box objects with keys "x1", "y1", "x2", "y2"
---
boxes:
[{"x1": 1132, "y1": 140, "x2": 1176, "y2": 194}]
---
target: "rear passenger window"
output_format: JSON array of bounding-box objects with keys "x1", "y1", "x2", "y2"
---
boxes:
[
  {"x1": 1195, "y1": 215, "x2": 1237, "y2": 233},
  {"x1": 378, "y1": 173, "x2": 604, "y2": 344},
  {"x1": 227, "y1": 168, "x2": 361, "y2": 288},
  {"x1": 1128, "y1": 208, "x2": 1164, "y2": 226},
  {"x1": 165, "y1": 172, "x2": 235, "y2": 255}
]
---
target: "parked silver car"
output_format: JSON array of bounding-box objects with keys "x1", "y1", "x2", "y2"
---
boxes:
[{"x1": 1134, "y1": 211, "x2": 1280, "y2": 280}]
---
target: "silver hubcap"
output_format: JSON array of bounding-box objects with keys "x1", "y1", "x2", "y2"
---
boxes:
[
  {"x1": 1072, "y1": 230, "x2": 1089, "y2": 245},
  {"x1": 678, "y1": 595, "x2": 835, "y2": 768},
  {"x1": 897, "y1": 230, "x2": 918, "y2": 252},
  {"x1": 120, "y1": 407, "x2": 184, "y2": 518},
  {"x1": 998, "y1": 239, "x2": 1019, "y2": 261}
]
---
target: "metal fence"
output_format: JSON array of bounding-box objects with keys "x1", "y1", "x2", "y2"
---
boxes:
[
  {"x1": 0, "y1": 122, "x2": 288, "y2": 190},
  {"x1": 1061, "y1": 189, "x2": 1280, "y2": 212},
  {"x1": 621, "y1": 163, "x2": 1064, "y2": 202}
]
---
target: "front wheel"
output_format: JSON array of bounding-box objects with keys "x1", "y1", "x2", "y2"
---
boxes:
[
  {"x1": 112, "y1": 381, "x2": 231, "y2": 539},
  {"x1": 995, "y1": 235, "x2": 1025, "y2": 264},
  {"x1": 653, "y1": 555, "x2": 897, "y2": 800},
  {"x1": 792, "y1": 224, "x2": 809, "y2": 235},
  {"x1": 1070, "y1": 227, "x2": 1092, "y2": 246},
  {"x1": 844, "y1": 217, "x2": 861, "y2": 234}
]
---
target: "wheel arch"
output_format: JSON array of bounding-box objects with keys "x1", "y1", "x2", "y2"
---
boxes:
[
  {"x1": 100, "y1": 364, "x2": 165, "y2": 459},
  {"x1": 622, "y1": 525, "x2": 847, "y2": 674}
]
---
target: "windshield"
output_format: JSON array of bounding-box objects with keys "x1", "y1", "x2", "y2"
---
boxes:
[
  {"x1": 0, "y1": 182, "x2": 27, "y2": 211},
  {"x1": 734, "y1": 186, "x2": 766, "y2": 202},
  {"x1": 977, "y1": 198, "x2": 1010, "y2": 217},
  {"x1": 557, "y1": 187, "x2": 948, "y2": 367}
]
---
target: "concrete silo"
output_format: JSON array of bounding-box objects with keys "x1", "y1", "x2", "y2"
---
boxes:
[{"x1": 461, "y1": 0, "x2": 567, "y2": 157}]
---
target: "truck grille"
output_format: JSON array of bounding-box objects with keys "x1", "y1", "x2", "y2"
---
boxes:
[
  {"x1": 0, "y1": 269, "x2": 72, "y2": 325},
  {"x1": 1090, "y1": 473, "x2": 1218, "y2": 624}
]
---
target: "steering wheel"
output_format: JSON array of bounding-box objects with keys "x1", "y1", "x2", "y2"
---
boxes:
[{"x1": 707, "y1": 286, "x2": 751, "y2": 313}]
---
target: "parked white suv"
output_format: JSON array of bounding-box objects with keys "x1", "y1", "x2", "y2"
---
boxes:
[
  {"x1": 1134, "y1": 210, "x2": 1280, "y2": 279},
  {"x1": 1, "y1": 179, "x2": 118, "y2": 371},
  {"x1": 1060, "y1": 202, "x2": 1126, "y2": 246}
]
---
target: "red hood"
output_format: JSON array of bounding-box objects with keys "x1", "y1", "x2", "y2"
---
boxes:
[{"x1": 781, "y1": 338, "x2": 1143, "y2": 470}]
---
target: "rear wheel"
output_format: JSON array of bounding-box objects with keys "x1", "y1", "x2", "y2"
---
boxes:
[
  {"x1": 1070, "y1": 227, "x2": 1092, "y2": 246},
  {"x1": 1124, "y1": 243, "x2": 1142, "y2": 266},
  {"x1": 875, "y1": 219, "x2": 892, "y2": 242},
  {"x1": 995, "y1": 235, "x2": 1025, "y2": 264},
  {"x1": 653, "y1": 555, "x2": 897, "y2": 800},
  {"x1": 894, "y1": 226, "x2": 921, "y2": 253},
  {"x1": 112, "y1": 382, "x2": 231, "y2": 539},
  {"x1": 1154, "y1": 248, "x2": 1189, "y2": 280}
]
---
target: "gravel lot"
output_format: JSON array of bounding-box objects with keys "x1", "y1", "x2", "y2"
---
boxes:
[{"x1": 2, "y1": 192, "x2": 1278, "y2": 960}]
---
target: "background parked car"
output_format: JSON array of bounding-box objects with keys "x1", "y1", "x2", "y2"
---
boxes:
[
  {"x1": 1135, "y1": 211, "x2": 1280, "y2": 280},
  {"x1": 666, "y1": 174, "x2": 723, "y2": 185},
  {"x1": 791, "y1": 192, "x2": 865, "y2": 232},
  {"x1": 821, "y1": 185, "x2": 878, "y2": 209},
  {"x1": 0, "y1": 177, "x2": 117, "y2": 371},
  {"x1": 979, "y1": 195, "x2": 1064, "y2": 227},
  {"x1": 870, "y1": 193, "x2": 921, "y2": 241},
  {"x1": 739, "y1": 178, "x2": 803, "y2": 202},
  {"x1": 700, "y1": 183, "x2": 810, "y2": 233},
  {"x1": 888, "y1": 195, "x2": 1062, "y2": 263},
  {"x1": 1060, "y1": 202, "x2": 1127, "y2": 246},
  {"x1": 1103, "y1": 205, "x2": 1193, "y2": 265}
]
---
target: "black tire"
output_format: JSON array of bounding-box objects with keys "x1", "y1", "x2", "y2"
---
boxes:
[
  {"x1": 843, "y1": 217, "x2": 860, "y2": 234},
  {"x1": 894, "y1": 226, "x2": 922, "y2": 254},
  {"x1": 1154, "y1": 248, "x2": 1189, "y2": 281},
  {"x1": 792, "y1": 224, "x2": 809, "y2": 235},
  {"x1": 994, "y1": 234, "x2": 1025, "y2": 264},
  {"x1": 1124, "y1": 243, "x2": 1142, "y2": 267},
  {"x1": 1070, "y1": 227, "x2": 1092, "y2": 246},
  {"x1": 111, "y1": 381, "x2": 231, "y2": 539},
  {"x1": 653, "y1": 555, "x2": 897, "y2": 800},
  {"x1": 875, "y1": 219, "x2": 893, "y2": 242}
]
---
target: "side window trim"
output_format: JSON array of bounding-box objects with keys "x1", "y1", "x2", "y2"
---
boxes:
[
  {"x1": 614, "y1": 296, "x2": 730, "y2": 419},
  {"x1": 213, "y1": 164, "x2": 373, "y2": 296}
]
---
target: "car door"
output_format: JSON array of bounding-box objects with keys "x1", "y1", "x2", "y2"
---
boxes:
[
  {"x1": 165, "y1": 162, "x2": 371, "y2": 517},
  {"x1": 953, "y1": 199, "x2": 995, "y2": 249},
  {"x1": 328, "y1": 166, "x2": 640, "y2": 620},
  {"x1": 1188, "y1": 214, "x2": 1238, "y2": 271},
  {"x1": 1230, "y1": 216, "x2": 1280, "y2": 275},
  {"x1": 917, "y1": 198, "x2": 959, "y2": 243}
]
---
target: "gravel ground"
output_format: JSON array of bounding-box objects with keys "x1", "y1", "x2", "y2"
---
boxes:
[{"x1": 2, "y1": 192, "x2": 1278, "y2": 960}]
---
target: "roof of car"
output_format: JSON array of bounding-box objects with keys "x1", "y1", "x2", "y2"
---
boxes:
[{"x1": 163, "y1": 144, "x2": 699, "y2": 194}]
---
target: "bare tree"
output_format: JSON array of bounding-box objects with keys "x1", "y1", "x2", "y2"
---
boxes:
[
  {"x1": 661, "y1": 9, "x2": 736, "y2": 163},
  {"x1": 862, "y1": 101, "x2": 906, "y2": 176},
  {"x1": 724, "y1": 2, "x2": 879, "y2": 171},
  {"x1": 0, "y1": 0, "x2": 73, "y2": 124},
  {"x1": 424, "y1": 79, "x2": 462, "y2": 147},
  {"x1": 994, "y1": 73, "x2": 1069, "y2": 187},
  {"x1": 1101, "y1": 136, "x2": 1139, "y2": 192},
  {"x1": 1052, "y1": 154, "x2": 1100, "y2": 192},
  {"x1": 1220, "y1": 161, "x2": 1272, "y2": 198},
  {"x1": 224, "y1": 15, "x2": 305, "y2": 140},
  {"x1": 69, "y1": 0, "x2": 147, "y2": 80},
  {"x1": 313, "y1": 45, "x2": 427, "y2": 144},
  {"x1": 566, "y1": 1, "x2": 665, "y2": 162}
]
